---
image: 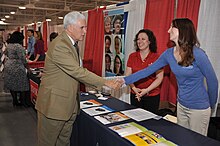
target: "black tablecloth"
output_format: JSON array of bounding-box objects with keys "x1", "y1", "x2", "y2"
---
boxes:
[
  {"x1": 28, "y1": 73, "x2": 220, "y2": 146},
  {"x1": 71, "y1": 94, "x2": 220, "y2": 146}
]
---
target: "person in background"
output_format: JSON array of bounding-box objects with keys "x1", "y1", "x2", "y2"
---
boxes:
[
  {"x1": 104, "y1": 16, "x2": 112, "y2": 34},
  {"x1": 6, "y1": 33, "x2": 11, "y2": 44},
  {"x1": 120, "y1": 18, "x2": 218, "y2": 136},
  {"x1": 27, "y1": 29, "x2": 35, "y2": 60},
  {"x1": 105, "y1": 35, "x2": 112, "y2": 53},
  {"x1": 0, "y1": 35, "x2": 4, "y2": 56},
  {"x1": 105, "y1": 53, "x2": 112, "y2": 73},
  {"x1": 113, "y1": 15, "x2": 122, "y2": 34},
  {"x1": 105, "y1": 53, "x2": 116, "y2": 77},
  {"x1": 113, "y1": 55, "x2": 124, "y2": 76},
  {"x1": 114, "y1": 36, "x2": 124, "y2": 61},
  {"x1": 32, "y1": 31, "x2": 45, "y2": 62},
  {"x1": 49, "y1": 32, "x2": 58, "y2": 42},
  {"x1": 4, "y1": 31, "x2": 30, "y2": 107},
  {"x1": 35, "y1": 11, "x2": 120, "y2": 146},
  {"x1": 126, "y1": 29, "x2": 163, "y2": 114}
]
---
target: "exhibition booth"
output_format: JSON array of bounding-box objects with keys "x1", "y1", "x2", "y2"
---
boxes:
[{"x1": 23, "y1": 0, "x2": 220, "y2": 145}]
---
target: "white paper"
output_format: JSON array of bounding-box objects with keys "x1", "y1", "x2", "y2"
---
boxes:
[
  {"x1": 121, "y1": 108, "x2": 157, "y2": 122},
  {"x1": 98, "y1": 97, "x2": 108, "y2": 100}
]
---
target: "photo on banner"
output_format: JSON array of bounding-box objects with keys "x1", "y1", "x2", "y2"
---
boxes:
[{"x1": 103, "y1": 9, "x2": 125, "y2": 77}]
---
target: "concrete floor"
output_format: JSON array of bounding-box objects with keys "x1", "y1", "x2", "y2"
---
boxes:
[{"x1": 0, "y1": 93, "x2": 37, "y2": 146}]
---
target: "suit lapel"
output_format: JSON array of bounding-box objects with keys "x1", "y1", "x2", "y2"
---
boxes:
[{"x1": 60, "y1": 31, "x2": 80, "y2": 63}]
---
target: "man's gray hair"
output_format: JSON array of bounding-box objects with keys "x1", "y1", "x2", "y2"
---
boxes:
[{"x1": 63, "y1": 11, "x2": 86, "y2": 29}]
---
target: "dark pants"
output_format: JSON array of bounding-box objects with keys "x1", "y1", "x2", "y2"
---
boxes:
[
  {"x1": 10, "y1": 90, "x2": 30, "y2": 107},
  {"x1": 29, "y1": 54, "x2": 35, "y2": 61},
  {"x1": 130, "y1": 93, "x2": 160, "y2": 114}
]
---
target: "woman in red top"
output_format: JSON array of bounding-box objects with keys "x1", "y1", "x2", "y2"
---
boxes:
[
  {"x1": 33, "y1": 31, "x2": 45, "y2": 62},
  {"x1": 125, "y1": 29, "x2": 164, "y2": 114}
]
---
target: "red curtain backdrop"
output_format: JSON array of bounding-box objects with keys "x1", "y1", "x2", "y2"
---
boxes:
[
  {"x1": 144, "y1": 0, "x2": 177, "y2": 105},
  {"x1": 176, "y1": 0, "x2": 201, "y2": 30},
  {"x1": 24, "y1": 26, "x2": 28, "y2": 49},
  {"x1": 83, "y1": 7, "x2": 106, "y2": 76},
  {"x1": 43, "y1": 21, "x2": 48, "y2": 52},
  {"x1": 17, "y1": 27, "x2": 20, "y2": 32},
  {"x1": 144, "y1": 0, "x2": 175, "y2": 55},
  {"x1": 33, "y1": 23, "x2": 37, "y2": 31}
]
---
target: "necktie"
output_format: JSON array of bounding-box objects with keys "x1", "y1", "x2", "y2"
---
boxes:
[
  {"x1": 74, "y1": 42, "x2": 80, "y2": 65},
  {"x1": 74, "y1": 42, "x2": 79, "y2": 57}
]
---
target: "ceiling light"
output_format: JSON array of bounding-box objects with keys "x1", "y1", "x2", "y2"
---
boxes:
[
  {"x1": 46, "y1": 18, "x2": 51, "y2": 22},
  {"x1": 19, "y1": 6, "x2": 26, "y2": 10},
  {"x1": 10, "y1": 11, "x2": 16, "y2": 14},
  {"x1": 58, "y1": 17, "x2": 63, "y2": 19},
  {"x1": 0, "y1": 21, "x2": 7, "y2": 25},
  {"x1": 5, "y1": 15, "x2": 10, "y2": 18},
  {"x1": 1, "y1": 18, "x2": 6, "y2": 21}
]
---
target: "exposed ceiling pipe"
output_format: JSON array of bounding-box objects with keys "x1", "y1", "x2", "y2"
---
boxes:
[
  {"x1": 0, "y1": 12, "x2": 42, "y2": 17},
  {"x1": 0, "y1": 4, "x2": 70, "y2": 11}
]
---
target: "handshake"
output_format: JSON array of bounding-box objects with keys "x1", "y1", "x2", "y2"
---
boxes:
[{"x1": 104, "y1": 78, "x2": 125, "y2": 90}]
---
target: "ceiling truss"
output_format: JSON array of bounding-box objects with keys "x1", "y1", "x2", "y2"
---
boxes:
[{"x1": 0, "y1": 0, "x2": 128, "y2": 30}]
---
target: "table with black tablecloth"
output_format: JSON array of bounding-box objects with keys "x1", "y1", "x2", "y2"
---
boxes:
[
  {"x1": 27, "y1": 73, "x2": 220, "y2": 146},
  {"x1": 28, "y1": 71, "x2": 41, "y2": 104},
  {"x1": 71, "y1": 94, "x2": 220, "y2": 146}
]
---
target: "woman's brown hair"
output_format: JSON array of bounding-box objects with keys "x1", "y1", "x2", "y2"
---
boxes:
[
  {"x1": 35, "y1": 31, "x2": 43, "y2": 40},
  {"x1": 172, "y1": 18, "x2": 200, "y2": 66}
]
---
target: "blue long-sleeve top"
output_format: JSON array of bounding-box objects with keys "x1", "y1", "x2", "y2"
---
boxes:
[
  {"x1": 27, "y1": 36, "x2": 35, "y2": 55},
  {"x1": 124, "y1": 47, "x2": 218, "y2": 109}
]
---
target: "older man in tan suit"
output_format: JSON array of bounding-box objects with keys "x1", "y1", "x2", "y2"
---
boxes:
[{"x1": 35, "y1": 11, "x2": 119, "y2": 146}]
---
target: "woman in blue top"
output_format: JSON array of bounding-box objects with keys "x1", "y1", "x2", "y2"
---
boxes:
[{"x1": 121, "y1": 18, "x2": 218, "y2": 136}]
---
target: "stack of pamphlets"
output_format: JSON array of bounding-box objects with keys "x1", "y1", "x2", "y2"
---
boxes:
[
  {"x1": 109, "y1": 122, "x2": 177, "y2": 146},
  {"x1": 80, "y1": 99, "x2": 114, "y2": 116},
  {"x1": 80, "y1": 99, "x2": 102, "y2": 109},
  {"x1": 94, "y1": 112, "x2": 130, "y2": 125},
  {"x1": 163, "y1": 114, "x2": 177, "y2": 123}
]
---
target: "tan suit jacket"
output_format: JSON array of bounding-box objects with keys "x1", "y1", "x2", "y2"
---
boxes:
[{"x1": 35, "y1": 31, "x2": 105, "y2": 120}]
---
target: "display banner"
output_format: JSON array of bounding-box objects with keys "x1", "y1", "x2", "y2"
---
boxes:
[
  {"x1": 30, "y1": 80, "x2": 39, "y2": 104},
  {"x1": 103, "y1": 8, "x2": 125, "y2": 77}
]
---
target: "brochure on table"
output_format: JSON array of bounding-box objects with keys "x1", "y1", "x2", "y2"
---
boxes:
[
  {"x1": 109, "y1": 122, "x2": 177, "y2": 146},
  {"x1": 94, "y1": 112, "x2": 130, "y2": 125},
  {"x1": 80, "y1": 99, "x2": 102, "y2": 109},
  {"x1": 109, "y1": 122, "x2": 147, "y2": 137},
  {"x1": 82, "y1": 105, "x2": 114, "y2": 116}
]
